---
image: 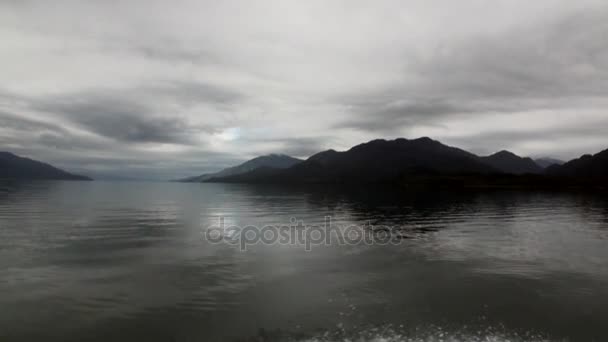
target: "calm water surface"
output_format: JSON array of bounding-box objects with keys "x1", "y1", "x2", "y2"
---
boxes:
[{"x1": 1, "y1": 181, "x2": 607, "y2": 341}]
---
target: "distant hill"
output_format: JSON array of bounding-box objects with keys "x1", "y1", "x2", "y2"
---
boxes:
[
  {"x1": 546, "y1": 149, "x2": 608, "y2": 178},
  {"x1": 534, "y1": 157, "x2": 564, "y2": 169},
  {"x1": 178, "y1": 154, "x2": 302, "y2": 182},
  {"x1": 208, "y1": 137, "x2": 498, "y2": 183},
  {"x1": 479, "y1": 150, "x2": 543, "y2": 175},
  {"x1": 0, "y1": 152, "x2": 91, "y2": 180}
]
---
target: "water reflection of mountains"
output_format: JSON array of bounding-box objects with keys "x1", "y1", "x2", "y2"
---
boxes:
[{"x1": 220, "y1": 183, "x2": 608, "y2": 236}]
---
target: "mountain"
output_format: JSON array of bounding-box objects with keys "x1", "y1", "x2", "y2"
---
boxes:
[
  {"x1": 479, "y1": 150, "x2": 543, "y2": 175},
  {"x1": 546, "y1": 149, "x2": 608, "y2": 179},
  {"x1": 0, "y1": 152, "x2": 91, "y2": 180},
  {"x1": 178, "y1": 154, "x2": 303, "y2": 182},
  {"x1": 208, "y1": 137, "x2": 499, "y2": 183},
  {"x1": 534, "y1": 157, "x2": 565, "y2": 169}
]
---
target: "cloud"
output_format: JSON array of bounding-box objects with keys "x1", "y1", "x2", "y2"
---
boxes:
[
  {"x1": 416, "y1": 10, "x2": 608, "y2": 99},
  {"x1": 251, "y1": 136, "x2": 334, "y2": 158},
  {"x1": 34, "y1": 94, "x2": 194, "y2": 144},
  {"x1": 1, "y1": 0, "x2": 608, "y2": 178},
  {"x1": 333, "y1": 98, "x2": 479, "y2": 133},
  {"x1": 152, "y1": 81, "x2": 245, "y2": 106},
  {"x1": 9, "y1": 79, "x2": 246, "y2": 146},
  {"x1": 331, "y1": 7, "x2": 608, "y2": 134},
  {"x1": 0, "y1": 110, "x2": 66, "y2": 134}
]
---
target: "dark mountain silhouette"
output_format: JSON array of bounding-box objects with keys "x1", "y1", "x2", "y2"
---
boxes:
[
  {"x1": 178, "y1": 154, "x2": 302, "y2": 182},
  {"x1": 546, "y1": 149, "x2": 608, "y2": 179},
  {"x1": 207, "y1": 137, "x2": 499, "y2": 183},
  {"x1": 479, "y1": 150, "x2": 543, "y2": 175},
  {"x1": 534, "y1": 157, "x2": 565, "y2": 169},
  {"x1": 0, "y1": 152, "x2": 91, "y2": 180}
]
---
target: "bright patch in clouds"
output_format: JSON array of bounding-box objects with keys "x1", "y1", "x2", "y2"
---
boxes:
[{"x1": 215, "y1": 128, "x2": 240, "y2": 142}]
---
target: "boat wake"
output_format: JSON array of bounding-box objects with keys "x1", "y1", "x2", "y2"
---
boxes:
[{"x1": 239, "y1": 324, "x2": 554, "y2": 342}]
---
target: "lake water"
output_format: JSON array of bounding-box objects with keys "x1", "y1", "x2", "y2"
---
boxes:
[{"x1": 1, "y1": 181, "x2": 607, "y2": 341}]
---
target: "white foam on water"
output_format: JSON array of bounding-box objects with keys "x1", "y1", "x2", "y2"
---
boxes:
[{"x1": 292, "y1": 325, "x2": 554, "y2": 342}]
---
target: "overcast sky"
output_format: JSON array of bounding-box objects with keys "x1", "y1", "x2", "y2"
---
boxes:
[{"x1": 1, "y1": 0, "x2": 608, "y2": 179}]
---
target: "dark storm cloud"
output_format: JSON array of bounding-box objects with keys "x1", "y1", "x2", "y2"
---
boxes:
[
  {"x1": 0, "y1": 107, "x2": 134, "y2": 162},
  {"x1": 1, "y1": 77, "x2": 246, "y2": 145},
  {"x1": 333, "y1": 98, "x2": 479, "y2": 132},
  {"x1": 32, "y1": 94, "x2": 193, "y2": 144},
  {"x1": 0, "y1": 110, "x2": 67, "y2": 134},
  {"x1": 23, "y1": 80, "x2": 245, "y2": 145}
]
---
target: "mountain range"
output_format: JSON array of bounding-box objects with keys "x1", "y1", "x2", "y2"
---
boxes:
[
  {"x1": 177, "y1": 154, "x2": 302, "y2": 182},
  {"x1": 480, "y1": 150, "x2": 543, "y2": 175},
  {"x1": 534, "y1": 157, "x2": 564, "y2": 169},
  {"x1": 188, "y1": 137, "x2": 608, "y2": 186},
  {"x1": 0, "y1": 152, "x2": 91, "y2": 180},
  {"x1": 3, "y1": 136, "x2": 607, "y2": 186},
  {"x1": 212, "y1": 137, "x2": 496, "y2": 183},
  {"x1": 546, "y1": 149, "x2": 608, "y2": 178}
]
